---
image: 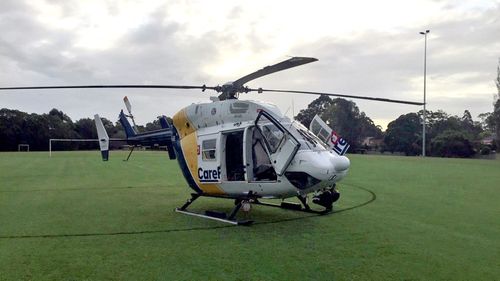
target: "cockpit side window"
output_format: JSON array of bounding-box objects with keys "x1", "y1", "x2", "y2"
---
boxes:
[
  {"x1": 310, "y1": 119, "x2": 330, "y2": 143},
  {"x1": 289, "y1": 121, "x2": 328, "y2": 151},
  {"x1": 256, "y1": 114, "x2": 285, "y2": 153},
  {"x1": 202, "y1": 139, "x2": 217, "y2": 161},
  {"x1": 260, "y1": 124, "x2": 284, "y2": 153},
  {"x1": 254, "y1": 110, "x2": 301, "y2": 176}
]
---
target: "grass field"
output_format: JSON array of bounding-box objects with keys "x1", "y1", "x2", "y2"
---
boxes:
[{"x1": 0, "y1": 151, "x2": 499, "y2": 280}]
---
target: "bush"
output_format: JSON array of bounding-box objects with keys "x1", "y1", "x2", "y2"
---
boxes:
[{"x1": 430, "y1": 130, "x2": 475, "y2": 158}]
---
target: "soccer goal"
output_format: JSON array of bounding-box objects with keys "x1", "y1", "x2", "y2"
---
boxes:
[
  {"x1": 49, "y1": 138, "x2": 99, "y2": 157},
  {"x1": 18, "y1": 144, "x2": 30, "y2": 152}
]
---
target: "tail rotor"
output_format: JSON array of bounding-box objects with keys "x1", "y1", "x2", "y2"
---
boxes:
[
  {"x1": 123, "y1": 96, "x2": 139, "y2": 131},
  {"x1": 94, "y1": 114, "x2": 110, "y2": 161}
]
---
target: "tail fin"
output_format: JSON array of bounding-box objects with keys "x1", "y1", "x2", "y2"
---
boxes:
[
  {"x1": 94, "y1": 114, "x2": 110, "y2": 161},
  {"x1": 119, "y1": 110, "x2": 137, "y2": 138},
  {"x1": 159, "y1": 115, "x2": 170, "y2": 129}
]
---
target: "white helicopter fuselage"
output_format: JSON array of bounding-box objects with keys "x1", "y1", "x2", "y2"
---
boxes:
[{"x1": 171, "y1": 99, "x2": 350, "y2": 199}]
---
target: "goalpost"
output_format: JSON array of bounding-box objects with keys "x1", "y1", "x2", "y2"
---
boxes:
[
  {"x1": 49, "y1": 138, "x2": 99, "y2": 157},
  {"x1": 18, "y1": 144, "x2": 30, "y2": 152}
]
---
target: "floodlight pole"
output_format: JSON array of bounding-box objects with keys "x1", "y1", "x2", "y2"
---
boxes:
[{"x1": 420, "y1": 29, "x2": 430, "y2": 157}]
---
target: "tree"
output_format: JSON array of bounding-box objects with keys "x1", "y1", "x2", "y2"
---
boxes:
[
  {"x1": 145, "y1": 119, "x2": 162, "y2": 131},
  {"x1": 296, "y1": 96, "x2": 382, "y2": 151},
  {"x1": 22, "y1": 113, "x2": 49, "y2": 151},
  {"x1": 295, "y1": 95, "x2": 335, "y2": 128},
  {"x1": 430, "y1": 130, "x2": 474, "y2": 158},
  {"x1": 75, "y1": 118, "x2": 99, "y2": 150},
  {"x1": 45, "y1": 108, "x2": 80, "y2": 151},
  {"x1": 462, "y1": 109, "x2": 473, "y2": 125},
  {"x1": 494, "y1": 59, "x2": 500, "y2": 146},
  {"x1": 75, "y1": 118, "x2": 98, "y2": 139},
  {"x1": 419, "y1": 109, "x2": 483, "y2": 144},
  {"x1": 478, "y1": 112, "x2": 494, "y2": 132},
  {"x1": 460, "y1": 110, "x2": 483, "y2": 140},
  {"x1": 321, "y1": 99, "x2": 363, "y2": 150},
  {"x1": 384, "y1": 113, "x2": 421, "y2": 155},
  {"x1": 420, "y1": 110, "x2": 457, "y2": 139},
  {"x1": 386, "y1": 107, "x2": 484, "y2": 157},
  {"x1": 0, "y1": 109, "x2": 28, "y2": 151}
]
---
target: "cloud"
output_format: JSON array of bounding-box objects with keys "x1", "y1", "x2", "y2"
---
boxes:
[{"x1": 0, "y1": 0, "x2": 499, "y2": 129}]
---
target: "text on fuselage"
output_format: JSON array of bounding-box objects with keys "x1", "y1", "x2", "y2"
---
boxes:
[{"x1": 198, "y1": 166, "x2": 221, "y2": 183}]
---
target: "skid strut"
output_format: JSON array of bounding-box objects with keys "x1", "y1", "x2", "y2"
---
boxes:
[
  {"x1": 124, "y1": 145, "x2": 135, "y2": 161},
  {"x1": 175, "y1": 194, "x2": 253, "y2": 226}
]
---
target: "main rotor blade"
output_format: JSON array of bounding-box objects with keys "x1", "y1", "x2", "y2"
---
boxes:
[
  {"x1": 251, "y1": 88, "x2": 424, "y2": 106},
  {"x1": 232, "y1": 57, "x2": 318, "y2": 88},
  {"x1": 0, "y1": 85, "x2": 217, "y2": 91}
]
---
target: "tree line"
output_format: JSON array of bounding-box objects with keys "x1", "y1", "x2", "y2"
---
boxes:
[
  {"x1": 295, "y1": 96, "x2": 498, "y2": 157},
  {"x1": 1, "y1": 97, "x2": 498, "y2": 157},
  {"x1": 0, "y1": 108, "x2": 162, "y2": 151},
  {"x1": 384, "y1": 109, "x2": 494, "y2": 157}
]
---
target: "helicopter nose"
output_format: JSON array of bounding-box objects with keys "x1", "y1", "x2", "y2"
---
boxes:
[{"x1": 331, "y1": 155, "x2": 350, "y2": 172}]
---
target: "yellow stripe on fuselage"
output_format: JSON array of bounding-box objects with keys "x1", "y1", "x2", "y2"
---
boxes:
[{"x1": 173, "y1": 109, "x2": 225, "y2": 195}]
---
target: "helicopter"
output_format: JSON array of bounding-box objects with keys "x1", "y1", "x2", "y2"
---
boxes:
[
  {"x1": 94, "y1": 96, "x2": 176, "y2": 162},
  {"x1": 0, "y1": 57, "x2": 423, "y2": 225}
]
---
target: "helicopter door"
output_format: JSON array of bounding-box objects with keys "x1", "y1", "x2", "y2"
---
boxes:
[
  {"x1": 255, "y1": 111, "x2": 300, "y2": 176},
  {"x1": 248, "y1": 126, "x2": 277, "y2": 181},
  {"x1": 224, "y1": 130, "x2": 246, "y2": 181},
  {"x1": 198, "y1": 134, "x2": 221, "y2": 183},
  {"x1": 309, "y1": 115, "x2": 350, "y2": 155}
]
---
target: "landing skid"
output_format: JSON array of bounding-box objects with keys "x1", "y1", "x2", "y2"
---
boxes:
[
  {"x1": 174, "y1": 192, "x2": 335, "y2": 225},
  {"x1": 174, "y1": 194, "x2": 254, "y2": 226},
  {"x1": 254, "y1": 196, "x2": 331, "y2": 215}
]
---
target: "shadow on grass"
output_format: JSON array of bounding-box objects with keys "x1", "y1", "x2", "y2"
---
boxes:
[{"x1": 0, "y1": 183, "x2": 375, "y2": 240}]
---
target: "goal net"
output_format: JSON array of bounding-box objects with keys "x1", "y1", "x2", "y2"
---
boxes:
[{"x1": 18, "y1": 144, "x2": 30, "y2": 152}]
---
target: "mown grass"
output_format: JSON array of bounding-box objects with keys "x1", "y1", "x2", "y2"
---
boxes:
[{"x1": 0, "y1": 151, "x2": 499, "y2": 280}]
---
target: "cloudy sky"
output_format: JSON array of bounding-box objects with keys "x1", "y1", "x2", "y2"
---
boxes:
[{"x1": 1, "y1": 0, "x2": 499, "y2": 128}]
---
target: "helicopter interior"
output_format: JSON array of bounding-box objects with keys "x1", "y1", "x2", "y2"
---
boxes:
[
  {"x1": 225, "y1": 131, "x2": 245, "y2": 181},
  {"x1": 250, "y1": 127, "x2": 277, "y2": 181},
  {"x1": 221, "y1": 127, "x2": 278, "y2": 182}
]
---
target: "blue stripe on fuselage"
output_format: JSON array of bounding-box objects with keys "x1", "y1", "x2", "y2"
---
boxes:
[{"x1": 172, "y1": 127, "x2": 202, "y2": 194}]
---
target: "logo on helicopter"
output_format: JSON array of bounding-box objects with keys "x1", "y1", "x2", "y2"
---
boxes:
[
  {"x1": 330, "y1": 131, "x2": 350, "y2": 156},
  {"x1": 198, "y1": 166, "x2": 221, "y2": 183}
]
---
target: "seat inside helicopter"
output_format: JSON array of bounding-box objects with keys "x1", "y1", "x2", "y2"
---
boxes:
[
  {"x1": 223, "y1": 127, "x2": 277, "y2": 182},
  {"x1": 249, "y1": 127, "x2": 277, "y2": 182}
]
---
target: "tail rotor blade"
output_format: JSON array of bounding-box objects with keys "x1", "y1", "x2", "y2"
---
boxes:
[
  {"x1": 94, "y1": 114, "x2": 110, "y2": 161},
  {"x1": 122, "y1": 96, "x2": 138, "y2": 130},
  {"x1": 123, "y1": 96, "x2": 132, "y2": 115}
]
